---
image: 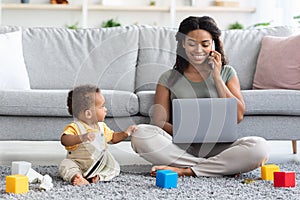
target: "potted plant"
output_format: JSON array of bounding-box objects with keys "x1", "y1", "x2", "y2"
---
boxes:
[
  {"x1": 65, "y1": 22, "x2": 79, "y2": 30},
  {"x1": 228, "y1": 22, "x2": 244, "y2": 30},
  {"x1": 149, "y1": 1, "x2": 156, "y2": 6},
  {"x1": 101, "y1": 18, "x2": 121, "y2": 28}
]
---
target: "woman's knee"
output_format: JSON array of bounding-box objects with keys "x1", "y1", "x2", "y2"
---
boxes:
[
  {"x1": 132, "y1": 124, "x2": 157, "y2": 140},
  {"x1": 131, "y1": 124, "x2": 171, "y2": 154},
  {"x1": 244, "y1": 136, "x2": 270, "y2": 164},
  {"x1": 131, "y1": 124, "x2": 158, "y2": 152},
  {"x1": 255, "y1": 137, "x2": 269, "y2": 161}
]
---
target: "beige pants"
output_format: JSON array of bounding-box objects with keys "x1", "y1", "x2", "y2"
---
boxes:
[
  {"x1": 59, "y1": 151, "x2": 120, "y2": 183},
  {"x1": 131, "y1": 124, "x2": 269, "y2": 176}
]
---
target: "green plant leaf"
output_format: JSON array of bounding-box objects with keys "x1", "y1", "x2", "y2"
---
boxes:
[
  {"x1": 253, "y1": 22, "x2": 271, "y2": 27},
  {"x1": 65, "y1": 22, "x2": 79, "y2": 30},
  {"x1": 149, "y1": 1, "x2": 156, "y2": 6},
  {"x1": 246, "y1": 21, "x2": 272, "y2": 29},
  {"x1": 101, "y1": 18, "x2": 121, "y2": 28},
  {"x1": 293, "y1": 15, "x2": 300, "y2": 19},
  {"x1": 228, "y1": 22, "x2": 244, "y2": 30}
]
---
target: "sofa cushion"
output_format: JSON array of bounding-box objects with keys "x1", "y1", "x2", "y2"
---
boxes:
[
  {"x1": 0, "y1": 30, "x2": 30, "y2": 90},
  {"x1": 221, "y1": 26, "x2": 295, "y2": 90},
  {"x1": 242, "y1": 90, "x2": 300, "y2": 115},
  {"x1": 253, "y1": 34, "x2": 300, "y2": 90},
  {"x1": 0, "y1": 90, "x2": 139, "y2": 117},
  {"x1": 102, "y1": 90, "x2": 139, "y2": 117},
  {"x1": 136, "y1": 26, "x2": 177, "y2": 91},
  {"x1": 0, "y1": 90, "x2": 69, "y2": 116},
  {"x1": 21, "y1": 26, "x2": 139, "y2": 91},
  {"x1": 0, "y1": 26, "x2": 20, "y2": 34},
  {"x1": 136, "y1": 91, "x2": 155, "y2": 116},
  {"x1": 137, "y1": 90, "x2": 300, "y2": 117}
]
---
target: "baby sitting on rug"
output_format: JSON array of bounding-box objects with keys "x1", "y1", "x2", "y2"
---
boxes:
[{"x1": 59, "y1": 84, "x2": 137, "y2": 186}]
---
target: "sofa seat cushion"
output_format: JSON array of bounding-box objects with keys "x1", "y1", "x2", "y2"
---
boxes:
[
  {"x1": 137, "y1": 90, "x2": 300, "y2": 117},
  {"x1": 0, "y1": 90, "x2": 139, "y2": 117},
  {"x1": 102, "y1": 90, "x2": 139, "y2": 117},
  {"x1": 242, "y1": 90, "x2": 300, "y2": 115},
  {"x1": 137, "y1": 91, "x2": 155, "y2": 116}
]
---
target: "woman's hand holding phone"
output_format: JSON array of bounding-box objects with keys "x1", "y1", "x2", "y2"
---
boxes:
[
  {"x1": 208, "y1": 51, "x2": 215, "y2": 70},
  {"x1": 209, "y1": 51, "x2": 222, "y2": 81},
  {"x1": 208, "y1": 40, "x2": 216, "y2": 70}
]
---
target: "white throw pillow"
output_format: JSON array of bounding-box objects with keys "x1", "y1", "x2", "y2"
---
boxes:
[{"x1": 0, "y1": 30, "x2": 31, "y2": 90}]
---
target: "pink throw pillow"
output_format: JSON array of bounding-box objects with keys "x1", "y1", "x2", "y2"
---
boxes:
[{"x1": 253, "y1": 34, "x2": 300, "y2": 90}]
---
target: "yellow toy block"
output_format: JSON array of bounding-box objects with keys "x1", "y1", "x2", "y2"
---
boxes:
[
  {"x1": 261, "y1": 164, "x2": 280, "y2": 181},
  {"x1": 6, "y1": 174, "x2": 29, "y2": 194}
]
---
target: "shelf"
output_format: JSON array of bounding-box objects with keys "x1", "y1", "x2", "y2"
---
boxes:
[
  {"x1": 0, "y1": 4, "x2": 169, "y2": 12},
  {"x1": 1, "y1": 3, "x2": 81, "y2": 11},
  {"x1": 176, "y1": 6, "x2": 256, "y2": 13},
  {"x1": 88, "y1": 5, "x2": 169, "y2": 12},
  {"x1": 0, "y1": 2, "x2": 257, "y2": 28},
  {"x1": 1, "y1": 4, "x2": 255, "y2": 13}
]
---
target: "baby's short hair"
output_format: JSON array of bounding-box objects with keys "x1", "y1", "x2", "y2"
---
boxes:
[{"x1": 67, "y1": 84, "x2": 100, "y2": 117}]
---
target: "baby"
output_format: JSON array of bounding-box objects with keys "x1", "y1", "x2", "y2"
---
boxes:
[{"x1": 59, "y1": 84, "x2": 137, "y2": 186}]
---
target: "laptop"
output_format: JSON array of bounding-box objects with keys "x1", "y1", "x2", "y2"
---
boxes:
[{"x1": 172, "y1": 98, "x2": 237, "y2": 143}]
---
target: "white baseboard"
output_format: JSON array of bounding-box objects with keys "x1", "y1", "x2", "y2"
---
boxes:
[{"x1": 0, "y1": 141, "x2": 150, "y2": 166}]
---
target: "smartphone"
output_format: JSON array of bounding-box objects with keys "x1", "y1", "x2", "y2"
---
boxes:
[{"x1": 208, "y1": 40, "x2": 215, "y2": 70}]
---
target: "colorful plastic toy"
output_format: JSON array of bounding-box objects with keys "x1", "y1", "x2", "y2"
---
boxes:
[
  {"x1": 6, "y1": 174, "x2": 29, "y2": 194},
  {"x1": 11, "y1": 161, "x2": 31, "y2": 175},
  {"x1": 261, "y1": 164, "x2": 280, "y2": 180},
  {"x1": 274, "y1": 171, "x2": 296, "y2": 187},
  {"x1": 156, "y1": 170, "x2": 178, "y2": 189}
]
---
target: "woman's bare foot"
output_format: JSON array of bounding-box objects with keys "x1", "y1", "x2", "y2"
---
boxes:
[
  {"x1": 72, "y1": 174, "x2": 89, "y2": 186},
  {"x1": 151, "y1": 165, "x2": 195, "y2": 177}
]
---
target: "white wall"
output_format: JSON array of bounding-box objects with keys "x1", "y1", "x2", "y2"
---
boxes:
[
  {"x1": 251, "y1": 0, "x2": 299, "y2": 27},
  {"x1": 0, "y1": 0, "x2": 299, "y2": 29}
]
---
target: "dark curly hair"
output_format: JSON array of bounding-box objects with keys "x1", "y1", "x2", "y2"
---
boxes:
[
  {"x1": 67, "y1": 84, "x2": 100, "y2": 118},
  {"x1": 168, "y1": 16, "x2": 227, "y2": 86}
]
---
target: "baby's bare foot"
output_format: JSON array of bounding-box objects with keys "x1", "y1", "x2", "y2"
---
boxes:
[
  {"x1": 72, "y1": 174, "x2": 89, "y2": 186},
  {"x1": 90, "y1": 175, "x2": 100, "y2": 183}
]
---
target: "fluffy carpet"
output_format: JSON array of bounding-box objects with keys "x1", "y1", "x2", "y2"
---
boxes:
[{"x1": 1, "y1": 162, "x2": 300, "y2": 200}]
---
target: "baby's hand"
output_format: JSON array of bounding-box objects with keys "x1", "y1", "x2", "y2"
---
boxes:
[
  {"x1": 80, "y1": 132, "x2": 95, "y2": 143},
  {"x1": 124, "y1": 125, "x2": 138, "y2": 137}
]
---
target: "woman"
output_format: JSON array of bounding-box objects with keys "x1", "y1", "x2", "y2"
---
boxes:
[{"x1": 131, "y1": 16, "x2": 269, "y2": 177}]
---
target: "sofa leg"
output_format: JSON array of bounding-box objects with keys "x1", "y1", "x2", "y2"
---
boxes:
[{"x1": 292, "y1": 140, "x2": 297, "y2": 154}]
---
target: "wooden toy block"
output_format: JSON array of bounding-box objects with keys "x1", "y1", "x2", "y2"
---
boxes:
[
  {"x1": 11, "y1": 161, "x2": 31, "y2": 175},
  {"x1": 6, "y1": 175, "x2": 29, "y2": 194},
  {"x1": 261, "y1": 164, "x2": 280, "y2": 180},
  {"x1": 274, "y1": 171, "x2": 296, "y2": 187},
  {"x1": 156, "y1": 170, "x2": 178, "y2": 189}
]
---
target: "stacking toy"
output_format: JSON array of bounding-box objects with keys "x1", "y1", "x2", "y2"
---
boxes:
[
  {"x1": 156, "y1": 170, "x2": 178, "y2": 189},
  {"x1": 6, "y1": 174, "x2": 29, "y2": 194},
  {"x1": 261, "y1": 164, "x2": 280, "y2": 180},
  {"x1": 274, "y1": 171, "x2": 296, "y2": 187}
]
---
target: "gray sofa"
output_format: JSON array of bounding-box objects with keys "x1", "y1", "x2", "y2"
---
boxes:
[{"x1": 1, "y1": 25, "x2": 299, "y2": 153}]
